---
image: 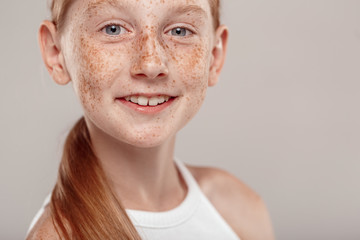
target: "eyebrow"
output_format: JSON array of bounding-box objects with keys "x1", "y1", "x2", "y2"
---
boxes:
[
  {"x1": 84, "y1": 0, "x2": 125, "y2": 16},
  {"x1": 171, "y1": 5, "x2": 208, "y2": 18}
]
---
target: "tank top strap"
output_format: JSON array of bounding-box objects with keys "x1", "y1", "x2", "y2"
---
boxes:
[
  {"x1": 173, "y1": 157, "x2": 203, "y2": 194},
  {"x1": 175, "y1": 158, "x2": 241, "y2": 240},
  {"x1": 126, "y1": 158, "x2": 202, "y2": 228}
]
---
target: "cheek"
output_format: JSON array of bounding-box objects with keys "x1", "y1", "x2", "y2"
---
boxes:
[
  {"x1": 168, "y1": 41, "x2": 211, "y2": 120},
  {"x1": 171, "y1": 42, "x2": 210, "y2": 89},
  {"x1": 71, "y1": 35, "x2": 125, "y2": 111},
  {"x1": 175, "y1": 42, "x2": 210, "y2": 103}
]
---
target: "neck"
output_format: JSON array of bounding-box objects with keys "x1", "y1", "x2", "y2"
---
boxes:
[{"x1": 86, "y1": 121, "x2": 187, "y2": 211}]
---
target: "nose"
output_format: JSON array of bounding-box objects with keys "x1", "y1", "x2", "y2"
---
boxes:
[{"x1": 130, "y1": 34, "x2": 169, "y2": 80}]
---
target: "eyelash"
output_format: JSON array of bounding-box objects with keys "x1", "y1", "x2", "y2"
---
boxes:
[
  {"x1": 100, "y1": 23, "x2": 129, "y2": 36},
  {"x1": 99, "y1": 23, "x2": 196, "y2": 40},
  {"x1": 166, "y1": 27, "x2": 194, "y2": 37}
]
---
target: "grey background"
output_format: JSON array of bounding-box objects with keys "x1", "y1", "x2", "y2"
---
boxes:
[{"x1": 1, "y1": 0, "x2": 359, "y2": 239}]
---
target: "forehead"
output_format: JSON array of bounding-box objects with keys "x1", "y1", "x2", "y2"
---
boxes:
[{"x1": 70, "y1": 0, "x2": 212, "y2": 20}]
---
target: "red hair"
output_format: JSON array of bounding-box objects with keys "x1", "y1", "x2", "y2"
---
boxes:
[
  {"x1": 50, "y1": 117, "x2": 141, "y2": 239},
  {"x1": 49, "y1": 1, "x2": 221, "y2": 239}
]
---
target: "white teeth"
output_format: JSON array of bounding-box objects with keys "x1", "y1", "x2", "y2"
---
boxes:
[
  {"x1": 149, "y1": 97, "x2": 160, "y2": 106},
  {"x1": 158, "y1": 96, "x2": 165, "y2": 104},
  {"x1": 138, "y1": 96, "x2": 149, "y2": 106},
  {"x1": 125, "y1": 95, "x2": 171, "y2": 106},
  {"x1": 130, "y1": 96, "x2": 139, "y2": 103}
]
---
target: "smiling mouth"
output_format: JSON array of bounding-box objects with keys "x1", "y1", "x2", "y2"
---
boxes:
[{"x1": 123, "y1": 95, "x2": 173, "y2": 107}]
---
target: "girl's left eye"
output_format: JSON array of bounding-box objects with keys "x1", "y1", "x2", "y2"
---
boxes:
[
  {"x1": 102, "y1": 24, "x2": 127, "y2": 36},
  {"x1": 169, "y1": 27, "x2": 193, "y2": 37}
]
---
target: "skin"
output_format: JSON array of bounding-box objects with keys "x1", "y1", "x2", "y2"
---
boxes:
[{"x1": 30, "y1": 0, "x2": 275, "y2": 239}]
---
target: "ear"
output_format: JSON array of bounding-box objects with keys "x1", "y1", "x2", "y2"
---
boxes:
[
  {"x1": 208, "y1": 25, "x2": 229, "y2": 87},
  {"x1": 38, "y1": 20, "x2": 71, "y2": 85}
]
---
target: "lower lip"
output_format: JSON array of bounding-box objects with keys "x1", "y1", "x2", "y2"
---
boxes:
[{"x1": 115, "y1": 97, "x2": 176, "y2": 114}]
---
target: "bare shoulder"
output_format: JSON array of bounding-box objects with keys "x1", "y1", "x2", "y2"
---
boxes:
[
  {"x1": 26, "y1": 206, "x2": 61, "y2": 240},
  {"x1": 186, "y1": 164, "x2": 275, "y2": 240}
]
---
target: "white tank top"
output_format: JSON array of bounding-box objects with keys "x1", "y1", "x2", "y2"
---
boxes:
[{"x1": 28, "y1": 158, "x2": 241, "y2": 240}]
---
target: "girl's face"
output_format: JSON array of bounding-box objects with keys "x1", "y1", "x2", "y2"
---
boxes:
[{"x1": 56, "y1": 0, "x2": 226, "y2": 148}]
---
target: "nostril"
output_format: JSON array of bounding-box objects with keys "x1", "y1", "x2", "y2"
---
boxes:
[
  {"x1": 130, "y1": 53, "x2": 169, "y2": 80},
  {"x1": 135, "y1": 73, "x2": 148, "y2": 79},
  {"x1": 158, "y1": 73, "x2": 167, "y2": 78},
  {"x1": 133, "y1": 71, "x2": 168, "y2": 80}
]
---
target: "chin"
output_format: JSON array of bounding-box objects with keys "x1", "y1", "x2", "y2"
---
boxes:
[
  {"x1": 122, "y1": 130, "x2": 175, "y2": 149},
  {"x1": 84, "y1": 109, "x2": 179, "y2": 149},
  {"x1": 129, "y1": 140, "x2": 167, "y2": 149}
]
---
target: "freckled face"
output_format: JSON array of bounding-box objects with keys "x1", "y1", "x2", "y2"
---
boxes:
[{"x1": 61, "y1": 0, "x2": 216, "y2": 147}]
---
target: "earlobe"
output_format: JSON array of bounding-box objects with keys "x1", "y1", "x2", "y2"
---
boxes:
[
  {"x1": 208, "y1": 25, "x2": 229, "y2": 87},
  {"x1": 38, "y1": 20, "x2": 71, "y2": 85}
]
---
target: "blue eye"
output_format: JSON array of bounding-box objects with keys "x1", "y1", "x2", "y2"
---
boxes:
[
  {"x1": 103, "y1": 24, "x2": 124, "y2": 36},
  {"x1": 170, "y1": 27, "x2": 191, "y2": 37}
]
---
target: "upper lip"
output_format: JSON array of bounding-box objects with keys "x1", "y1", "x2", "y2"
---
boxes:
[{"x1": 116, "y1": 93, "x2": 177, "y2": 98}]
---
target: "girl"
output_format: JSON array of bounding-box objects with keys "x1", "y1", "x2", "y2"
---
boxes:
[{"x1": 27, "y1": 0, "x2": 274, "y2": 239}]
